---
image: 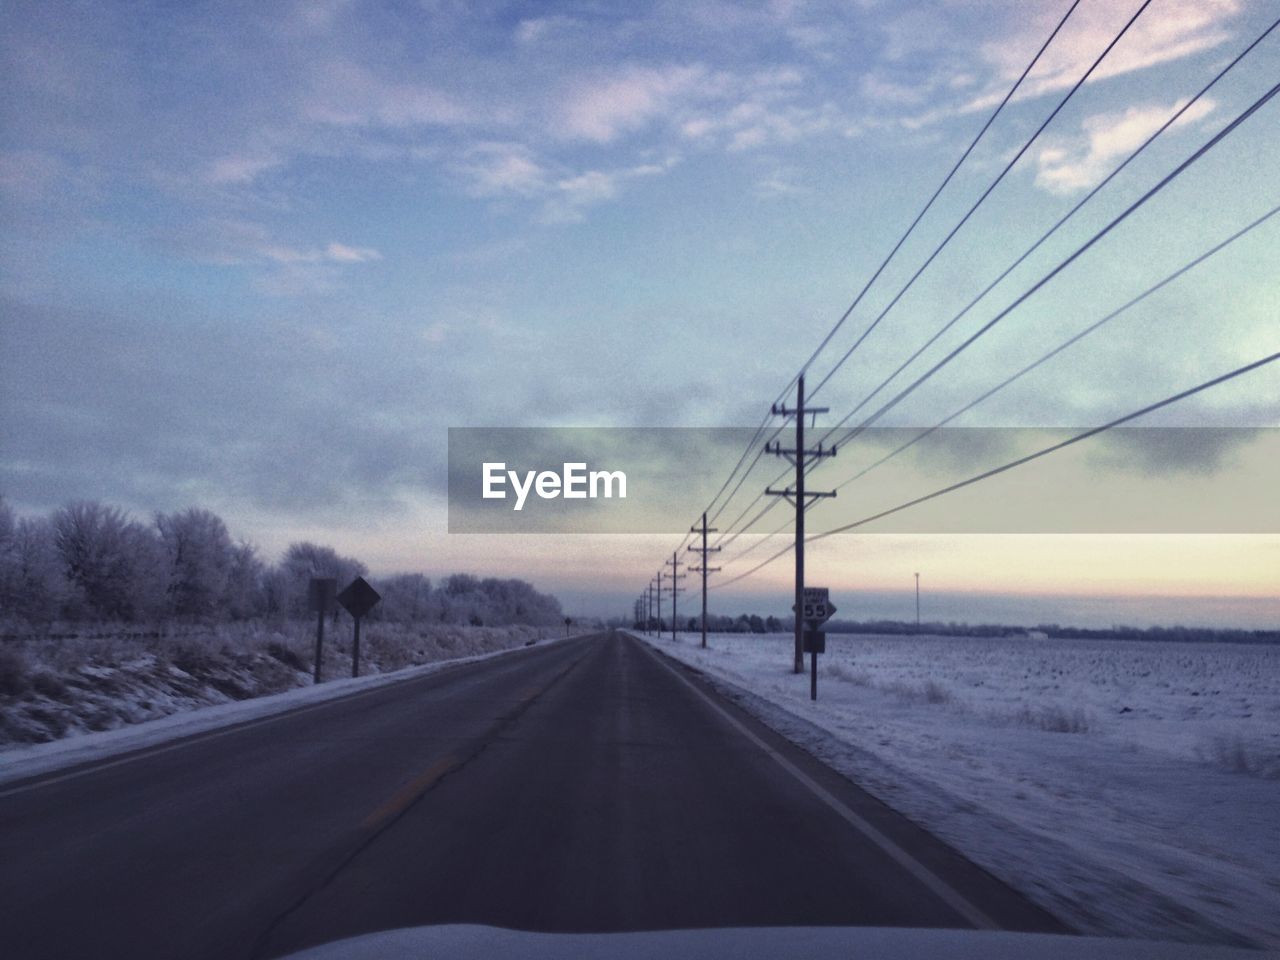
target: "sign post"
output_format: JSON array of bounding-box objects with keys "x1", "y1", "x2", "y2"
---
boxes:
[
  {"x1": 337, "y1": 577, "x2": 381, "y2": 678},
  {"x1": 793, "y1": 587, "x2": 836, "y2": 701},
  {"x1": 308, "y1": 578, "x2": 337, "y2": 684}
]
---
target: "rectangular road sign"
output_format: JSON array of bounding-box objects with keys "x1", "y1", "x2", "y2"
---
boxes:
[
  {"x1": 803, "y1": 629, "x2": 826, "y2": 654},
  {"x1": 308, "y1": 578, "x2": 337, "y2": 614}
]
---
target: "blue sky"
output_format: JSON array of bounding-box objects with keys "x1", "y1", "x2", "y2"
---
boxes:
[{"x1": 2, "y1": 0, "x2": 1277, "y2": 625}]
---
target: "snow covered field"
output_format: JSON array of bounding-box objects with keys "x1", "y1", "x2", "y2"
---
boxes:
[{"x1": 641, "y1": 631, "x2": 1280, "y2": 948}]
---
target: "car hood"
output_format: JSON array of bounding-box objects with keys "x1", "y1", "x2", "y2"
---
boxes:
[{"x1": 280, "y1": 924, "x2": 1274, "y2": 959}]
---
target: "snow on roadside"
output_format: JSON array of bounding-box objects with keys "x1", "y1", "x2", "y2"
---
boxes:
[
  {"x1": 0, "y1": 630, "x2": 584, "y2": 789},
  {"x1": 640, "y1": 631, "x2": 1280, "y2": 948}
]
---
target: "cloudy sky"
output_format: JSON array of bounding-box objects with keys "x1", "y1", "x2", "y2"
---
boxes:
[{"x1": 2, "y1": 0, "x2": 1277, "y2": 626}]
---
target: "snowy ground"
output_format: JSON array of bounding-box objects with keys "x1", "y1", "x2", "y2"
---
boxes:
[
  {"x1": 640, "y1": 631, "x2": 1280, "y2": 948},
  {"x1": 0, "y1": 620, "x2": 562, "y2": 745},
  {"x1": 0, "y1": 627, "x2": 583, "y2": 786}
]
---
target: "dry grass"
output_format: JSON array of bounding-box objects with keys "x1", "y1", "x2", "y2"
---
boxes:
[{"x1": 0, "y1": 619, "x2": 557, "y2": 746}]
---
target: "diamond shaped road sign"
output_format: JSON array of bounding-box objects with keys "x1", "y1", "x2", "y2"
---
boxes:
[
  {"x1": 793, "y1": 586, "x2": 836, "y2": 626},
  {"x1": 337, "y1": 576, "x2": 381, "y2": 619}
]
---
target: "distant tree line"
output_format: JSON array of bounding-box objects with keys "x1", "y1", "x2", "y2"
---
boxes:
[
  {"x1": 821, "y1": 618, "x2": 1278, "y2": 643},
  {"x1": 630, "y1": 613, "x2": 787, "y2": 634},
  {"x1": 623, "y1": 610, "x2": 1278, "y2": 644},
  {"x1": 0, "y1": 497, "x2": 563, "y2": 627}
]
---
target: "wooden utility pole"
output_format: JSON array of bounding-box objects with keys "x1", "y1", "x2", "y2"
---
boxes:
[
  {"x1": 766, "y1": 373, "x2": 836, "y2": 673},
  {"x1": 687, "y1": 512, "x2": 721, "y2": 649},
  {"x1": 665, "y1": 551, "x2": 686, "y2": 640},
  {"x1": 655, "y1": 570, "x2": 664, "y2": 635}
]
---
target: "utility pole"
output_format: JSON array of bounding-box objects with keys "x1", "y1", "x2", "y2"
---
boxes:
[
  {"x1": 766, "y1": 373, "x2": 836, "y2": 674},
  {"x1": 915, "y1": 572, "x2": 920, "y2": 634},
  {"x1": 655, "y1": 570, "x2": 664, "y2": 636},
  {"x1": 687, "y1": 511, "x2": 720, "y2": 649},
  {"x1": 646, "y1": 581, "x2": 653, "y2": 635},
  {"x1": 665, "y1": 551, "x2": 686, "y2": 641}
]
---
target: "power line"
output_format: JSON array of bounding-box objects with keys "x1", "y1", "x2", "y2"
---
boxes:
[
  {"x1": 811, "y1": 14, "x2": 1280, "y2": 444},
  {"x1": 808, "y1": 0, "x2": 1155, "y2": 402},
  {"x1": 827, "y1": 203, "x2": 1280, "y2": 496},
  {"x1": 797, "y1": 0, "x2": 1086, "y2": 381},
  {"x1": 712, "y1": 351, "x2": 1280, "y2": 589},
  {"x1": 717, "y1": 515, "x2": 793, "y2": 570},
  {"x1": 825, "y1": 77, "x2": 1280, "y2": 451},
  {"x1": 708, "y1": 427, "x2": 783, "y2": 525},
  {"x1": 692, "y1": 0, "x2": 1086, "y2": 542},
  {"x1": 716, "y1": 62, "x2": 1274, "y2": 563},
  {"x1": 810, "y1": 351, "x2": 1280, "y2": 541},
  {"x1": 713, "y1": 539, "x2": 795, "y2": 591}
]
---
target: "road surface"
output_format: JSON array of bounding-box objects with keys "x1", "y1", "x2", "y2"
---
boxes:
[{"x1": 0, "y1": 631, "x2": 1065, "y2": 958}]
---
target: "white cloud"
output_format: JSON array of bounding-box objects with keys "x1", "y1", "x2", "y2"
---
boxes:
[
  {"x1": 538, "y1": 157, "x2": 680, "y2": 224},
  {"x1": 967, "y1": 0, "x2": 1241, "y2": 111},
  {"x1": 422, "y1": 321, "x2": 450, "y2": 343},
  {"x1": 160, "y1": 218, "x2": 381, "y2": 269},
  {"x1": 304, "y1": 61, "x2": 470, "y2": 128},
  {"x1": 258, "y1": 241, "x2": 380, "y2": 264},
  {"x1": 860, "y1": 73, "x2": 927, "y2": 107},
  {"x1": 453, "y1": 142, "x2": 548, "y2": 197},
  {"x1": 204, "y1": 153, "x2": 283, "y2": 185},
  {"x1": 555, "y1": 170, "x2": 619, "y2": 205},
  {"x1": 754, "y1": 170, "x2": 805, "y2": 198},
  {"x1": 683, "y1": 97, "x2": 847, "y2": 152},
  {"x1": 514, "y1": 16, "x2": 580, "y2": 44},
  {"x1": 559, "y1": 64, "x2": 711, "y2": 143},
  {"x1": 323, "y1": 242, "x2": 381, "y2": 262},
  {"x1": 1034, "y1": 97, "x2": 1216, "y2": 194}
]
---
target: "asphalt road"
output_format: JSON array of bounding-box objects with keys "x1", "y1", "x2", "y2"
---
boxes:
[{"x1": 0, "y1": 631, "x2": 1065, "y2": 959}]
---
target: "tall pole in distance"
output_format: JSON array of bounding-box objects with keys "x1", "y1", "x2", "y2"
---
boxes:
[
  {"x1": 795, "y1": 376, "x2": 805, "y2": 675},
  {"x1": 766, "y1": 373, "x2": 835, "y2": 674},
  {"x1": 687, "y1": 512, "x2": 720, "y2": 649},
  {"x1": 656, "y1": 570, "x2": 664, "y2": 635},
  {"x1": 665, "y1": 551, "x2": 686, "y2": 641},
  {"x1": 915, "y1": 572, "x2": 920, "y2": 634}
]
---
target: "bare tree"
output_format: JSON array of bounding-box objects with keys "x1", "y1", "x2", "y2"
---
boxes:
[
  {"x1": 52, "y1": 501, "x2": 165, "y2": 620},
  {"x1": 3, "y1": 516, "x2": 69, "y2": 622},
  {"x1": 156, "y1": 507, "x2": 234, "y2": 619}
]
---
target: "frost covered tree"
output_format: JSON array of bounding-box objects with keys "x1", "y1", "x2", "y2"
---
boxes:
[
  {"x1": 375, "y1": 573, "x2": 432, "y2": 622},
  {"x1": 156, "y1": 507, "x2": 234, "y2": 619},
  {"x1": 2, "y1": 516, "x2": 69, "y2": 622},
  {"x1": 223, "y1": 540, "x2": 266, "y2": 619},
  {"x1": 275, "y1": 541, "x2": 368, "y2": 617},
  {"x1": 0, "y1": 496, "x2": 15, "y2": 604},
  {"x1": 52, "y1": 501, "x2": 166, "y2": 621}
]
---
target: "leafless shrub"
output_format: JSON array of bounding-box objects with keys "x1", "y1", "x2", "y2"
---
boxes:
[
  {"x1": 0, "y1": 644, "x2": 29, "y2": 696},
  {"x1": 1203, "y1": 735, "x2": 1280, "y2": 779},
  {"x1": 923, "y1": 680, "x2": 952, "y2": 704},
  {"x1": 1016, "y1": 704, "x2": 1090, "y2": 733},
  {"x1": 826, "y1": 662, "x2": 871, "y2": 685}
]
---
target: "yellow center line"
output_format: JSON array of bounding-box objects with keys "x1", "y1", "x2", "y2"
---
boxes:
[
  {"x1": 361, "y1": 755, "x2": 461, "y2": 830},
  {"x1": 360, "y1": 683, "x2": 549, "y2": 831}
]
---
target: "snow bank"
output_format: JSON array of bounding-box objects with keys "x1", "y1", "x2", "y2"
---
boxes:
[
  {"x1": 0, "y1": 624, "x2": 578, "y2": 779},
  {"x1": 640, "y1": 631, "x2": 1280, "y2": 948}
]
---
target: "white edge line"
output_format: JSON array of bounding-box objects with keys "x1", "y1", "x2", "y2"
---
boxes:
[{"x1": 632, "y1": 632, "x2": 999, "y2": 931}]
